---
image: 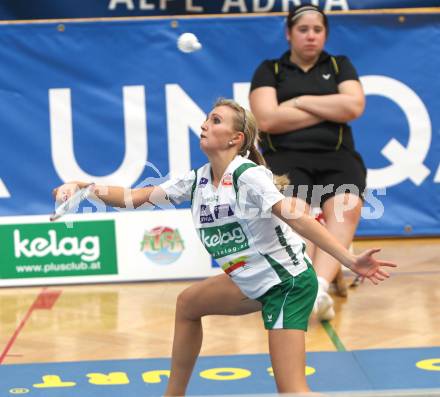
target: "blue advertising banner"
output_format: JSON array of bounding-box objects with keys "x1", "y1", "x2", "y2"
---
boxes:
[
  {"x1": 0, "y1": 13, "x2": 438, "y2": 236},
  {"x1": 0, "y1": 0, "x2": 438, "y2": 20}
]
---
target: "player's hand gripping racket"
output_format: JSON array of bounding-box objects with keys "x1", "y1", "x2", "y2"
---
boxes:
[{"x1": 50, "y1": 183, "x2": 95, "y2": 222}]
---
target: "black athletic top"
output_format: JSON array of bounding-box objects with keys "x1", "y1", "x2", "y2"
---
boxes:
[{"x1": 250, "y1": 51, "x2": 360, "y2": 153}]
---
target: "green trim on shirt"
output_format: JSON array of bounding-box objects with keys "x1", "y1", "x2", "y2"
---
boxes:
[
  {"x1": 302, "y1": 243, "x2": 313, "y2": 267},
  {"x1": 275, "y1": 225, "x2": 300, "y2": 266},
  {"x1": 232, "y1": 163, "x2": 257, "y2": 195},
  {"x1": 190, "y1": 169, "x2": 198, "y2": 205}
]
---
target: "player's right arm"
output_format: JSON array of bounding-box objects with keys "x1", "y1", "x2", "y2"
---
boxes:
[{"x1": 52, "y1": 182, "x2": 168, "y2": 209}]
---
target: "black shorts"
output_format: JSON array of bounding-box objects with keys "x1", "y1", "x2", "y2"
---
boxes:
[{"x1": 264, "y1": 148, "x2": 367, "y2": 207}]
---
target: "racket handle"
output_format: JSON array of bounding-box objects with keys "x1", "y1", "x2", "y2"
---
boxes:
[{"x1": 50, "y1": 183, "x2": 95, "y2": 221}]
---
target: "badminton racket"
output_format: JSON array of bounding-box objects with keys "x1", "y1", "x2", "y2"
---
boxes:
[{"x1": 50, "y1": 183, "x2": 95, "y2": 221}]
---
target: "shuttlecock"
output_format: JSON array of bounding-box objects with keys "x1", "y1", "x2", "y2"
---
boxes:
[{"x1": 177, "y1": 32, "x2": 202, "y2": 53}]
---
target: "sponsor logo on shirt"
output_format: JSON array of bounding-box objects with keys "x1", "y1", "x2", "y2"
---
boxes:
[
  {"x1": 199, "y1": 222, "x2": 249, "y2": 259},
  {"x1": 200, "y1": 204, "x2": 214, "y2": 224},
  {"x1": 221, "y1": 255, "x2": 248, "y2": 275},
  {"x1": 203, "y1": 195, "x2": 219, "y2": 204},
  {"x1": 214, "y1": 204, "x2": 234, "y2": 219},
  {"x1": 200, "y1": 204, "x2": 234, "y2": 224},
  {"x1": 198, "y1": 177, "x2": 209, "y2": 187},
  {"x1": 221, "y1": 173, "x2": 233, "y2": 186},
  {"x1": 322, "y1": 73, "x2": 331, "y2": 80}
]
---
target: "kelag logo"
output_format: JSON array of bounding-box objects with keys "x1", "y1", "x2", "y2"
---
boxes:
[
  {"x1": 0, "y1": 220, "x2": 118, "y2": 279},
  {"x1": 199, "y1": 222, "x2": 249, "y2": 259},
  {"x1": 140, "y1": 226, "x2": 184, "y2": 265}
]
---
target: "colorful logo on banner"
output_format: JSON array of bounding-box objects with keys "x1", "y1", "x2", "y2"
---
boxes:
[
  {"x1": 140, "y1": 226, "x2": 185, "y2": 265},
  {"x1": 0, "y1": 220, "x2": 118, "y2": 279}
]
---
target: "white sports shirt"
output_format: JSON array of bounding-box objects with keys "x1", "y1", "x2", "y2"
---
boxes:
[{"x1": 160, "y1": 156, "x2": 310, "y2": 299}]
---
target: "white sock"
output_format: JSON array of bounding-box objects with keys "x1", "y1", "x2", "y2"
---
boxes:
[{"x1": 317, "y1": 276, "x2": 329, "y2": 294}]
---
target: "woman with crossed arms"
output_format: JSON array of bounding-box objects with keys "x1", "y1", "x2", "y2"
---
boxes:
[{"x1": 250, "y1": 5, "x2": 367, "y2": 321}]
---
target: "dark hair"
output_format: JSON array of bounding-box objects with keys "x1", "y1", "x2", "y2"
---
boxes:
[{"x1": 286, "y1": 4, "x2": 329, "y2": 34}]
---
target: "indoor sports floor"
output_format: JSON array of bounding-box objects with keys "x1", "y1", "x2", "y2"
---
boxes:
[{"x1": 1, "y1": 238, "x2": 439, "y2": 396}]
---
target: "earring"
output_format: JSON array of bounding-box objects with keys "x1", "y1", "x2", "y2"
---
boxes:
[{"x1": 228, "y1": 141, "x2": 233, "y2": 146}]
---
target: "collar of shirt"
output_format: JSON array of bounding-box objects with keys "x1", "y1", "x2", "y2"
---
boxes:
[{"x1": 279, "y1": 50, "x2": 330, "y2": 71}]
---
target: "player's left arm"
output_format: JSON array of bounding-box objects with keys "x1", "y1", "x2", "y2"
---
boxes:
[{"x1": 272, "y1": 198, "x2": 397, "y2": 283}]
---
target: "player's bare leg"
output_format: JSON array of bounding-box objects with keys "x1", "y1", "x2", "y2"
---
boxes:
[
  {"x1": 164, "y1": 274, "x2": 261, "y2": 396},
  {"x1": 269, "y1": 329, "x2": 309, "y2": 393}
]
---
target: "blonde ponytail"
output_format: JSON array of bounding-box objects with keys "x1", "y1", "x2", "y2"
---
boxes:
[
  {"x1": 213, "y1": 98, "x2": 290, "y2": 190},
  {"x1": 248, "y1": 144, "x2": 266, "y2": 166}
]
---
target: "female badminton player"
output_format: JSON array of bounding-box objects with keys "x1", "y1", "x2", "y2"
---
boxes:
[{"x1": 53, "y1": 98, "x2": 396, "y2": 395}]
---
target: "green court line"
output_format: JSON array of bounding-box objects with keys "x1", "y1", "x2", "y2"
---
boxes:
[{"x1": 321, "y1": 320, "x2": 346, "y2": 351}]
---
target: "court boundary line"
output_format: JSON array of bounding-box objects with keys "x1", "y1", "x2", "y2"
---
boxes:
[
  {"x1": 321, "y1": 320, "x2": 346, "y2": 352},
  {"x1": 0, "y1": 287, "x2": 61, "y2": 364}
]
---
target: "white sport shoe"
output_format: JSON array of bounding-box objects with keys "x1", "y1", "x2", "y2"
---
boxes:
[{"x1": 314, "y1": 291, "x2": 335, "y2": 321}]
